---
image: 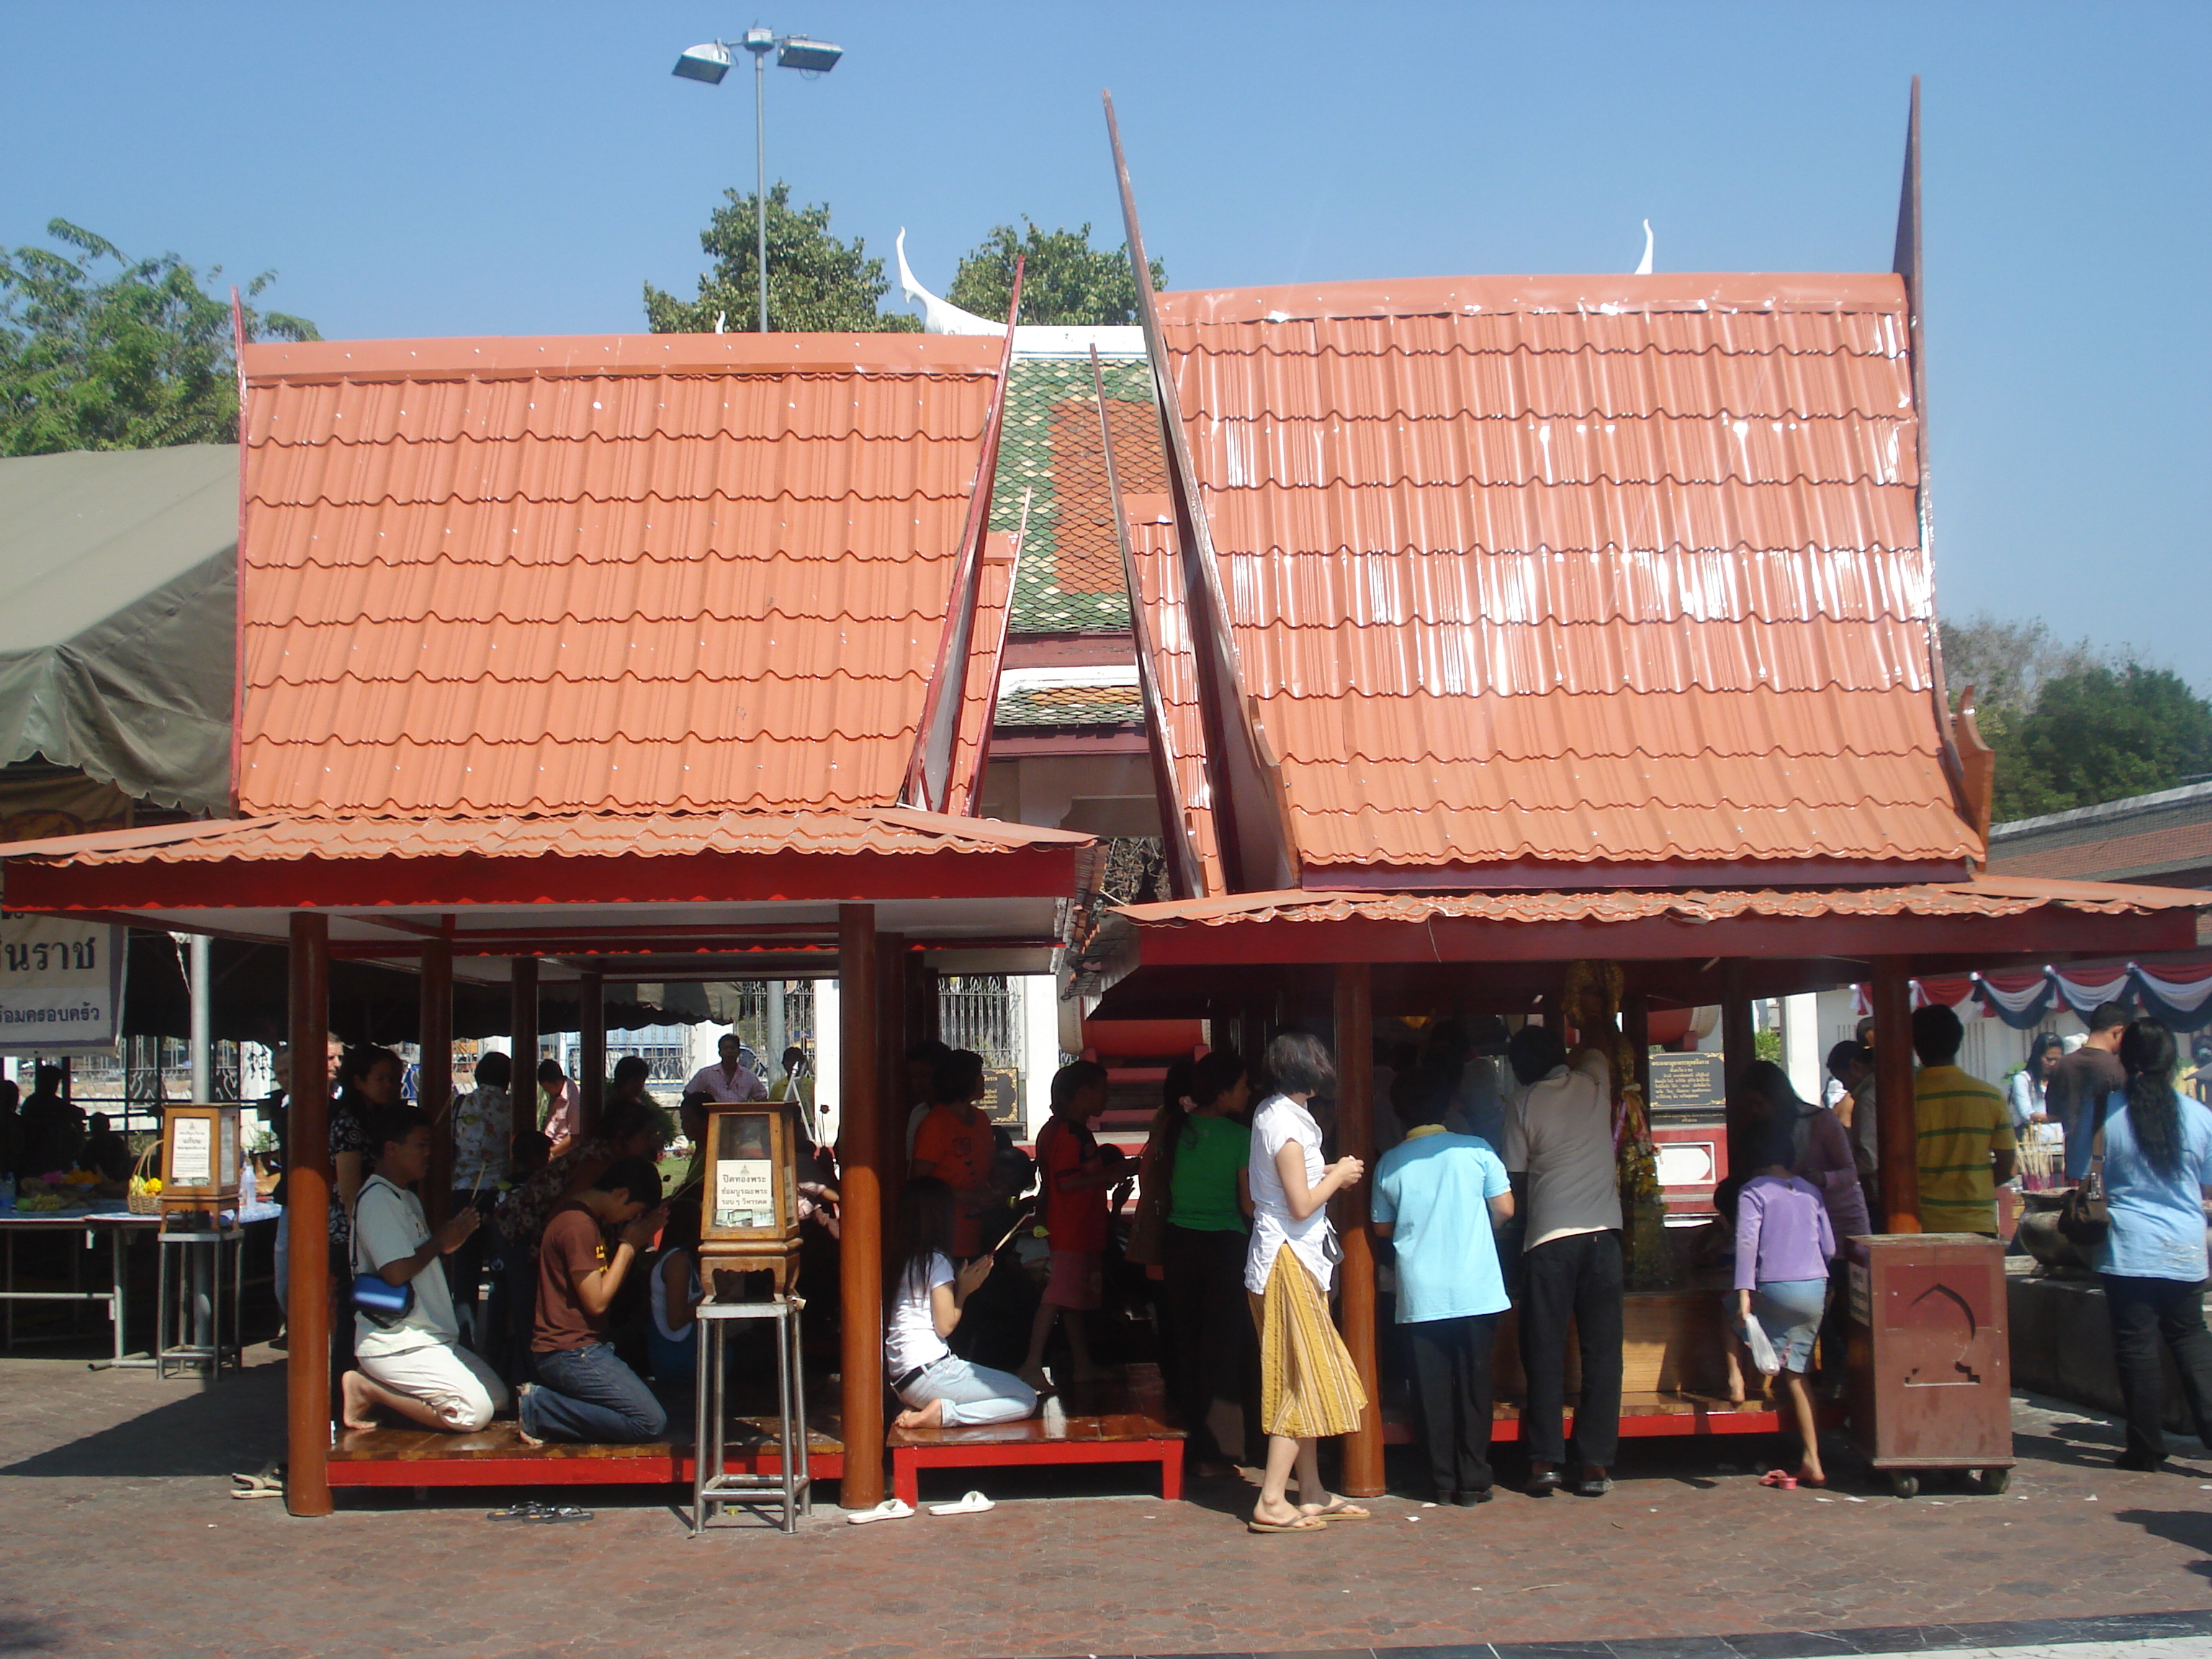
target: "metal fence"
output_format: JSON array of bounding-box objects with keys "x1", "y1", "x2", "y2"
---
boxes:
[
  {"x1": 39, "y1": 1037, "x2": 242, "y2": 1136},
  {"x1": 939, "y1": 974, "x2": 1019, "y2": 1073}
]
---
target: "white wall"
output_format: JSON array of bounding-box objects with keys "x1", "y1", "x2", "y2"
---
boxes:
[
  {"x1": 1019, "y1": 972, "x2": 1061, "y2": 1139},
  {"x1": 1779, "y1": 993, "x2": 1822, "y2": 1104},
  {"x1": 813, "y1": 979, "x2": 840, "y2": 1149}
]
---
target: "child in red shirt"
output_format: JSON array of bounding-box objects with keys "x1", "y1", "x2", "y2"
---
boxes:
[{"x1": 1020, "y1": 1061, "x2": 1120, "y2": 1388}]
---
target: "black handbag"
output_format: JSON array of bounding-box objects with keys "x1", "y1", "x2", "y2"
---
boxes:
[{"x1": 2057, "y1": 1110, "x2": 2110, "y2": 1249}]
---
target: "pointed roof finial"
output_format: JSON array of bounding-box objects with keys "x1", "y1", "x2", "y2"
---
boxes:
[{"x1": 895, "y1": 228, "x2": 1005, "y2": 336}]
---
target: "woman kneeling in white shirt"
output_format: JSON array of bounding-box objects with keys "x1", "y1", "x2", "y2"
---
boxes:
[
  {"x1": 885, "y1": 1177, "x2": 1036, "y2": 1429},
  {"x1": 343, "y1": 1107, "x2": 511, "y2": 1433}
]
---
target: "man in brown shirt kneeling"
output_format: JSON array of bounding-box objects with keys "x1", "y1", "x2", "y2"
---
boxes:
[{"x1": 518, "y1": 1159, "x2": 667, "y2": 1444}]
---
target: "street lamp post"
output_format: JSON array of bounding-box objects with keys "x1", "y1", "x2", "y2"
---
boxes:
[{"x1": 673, "y1": 28, "x2": 844, "y2": 334}]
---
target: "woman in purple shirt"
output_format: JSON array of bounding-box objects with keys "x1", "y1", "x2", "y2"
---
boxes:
[{"x1": 1728, "y1": 1119, "x2": 1836, "y2": 1488}]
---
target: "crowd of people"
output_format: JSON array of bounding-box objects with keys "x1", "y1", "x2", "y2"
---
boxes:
[{"x1": 220, "y1": 993, "x2": 2211, "y2": 1519}]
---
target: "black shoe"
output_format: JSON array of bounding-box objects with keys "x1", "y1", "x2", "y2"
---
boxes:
[
  {"x1": 1573, "y1": 1475, "x2": 1614, "y2": 1498},
  {"x1": 1524, "y1": 1470, "x2": 1563, "y2": 1498},
  {"x1": 2115, "y1": 1450, "x2": 2167, "y2": 1473},
  {"x1": 1453, "y1": 1487, "x2": 1494, "y2": 1506}
]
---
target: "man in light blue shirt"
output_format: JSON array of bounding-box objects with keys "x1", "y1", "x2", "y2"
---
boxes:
[{"x1": 1373, "y1": 1064, "x2": 1515, "y2": 1504}]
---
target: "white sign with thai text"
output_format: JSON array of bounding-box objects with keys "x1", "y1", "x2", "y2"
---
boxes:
[
  {"x1": 0, "y1": 914, "x2": 124, "y2": 1053},
  {"x1": 714, "y1": 1158, "x2": 775, "y2": 1231}
]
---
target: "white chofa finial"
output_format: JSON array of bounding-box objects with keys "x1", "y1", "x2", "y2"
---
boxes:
[
  {"x1": 896, "y1": 228, "x2": 1005, "y2": 336},
  {"x1": 1634, "y1": 220, "x2": 1654, "y2": 276}
]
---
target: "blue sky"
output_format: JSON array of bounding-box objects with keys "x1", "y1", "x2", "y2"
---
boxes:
[{"x1": 5, "y1": 1, "x2": 2206, "y2": 686}]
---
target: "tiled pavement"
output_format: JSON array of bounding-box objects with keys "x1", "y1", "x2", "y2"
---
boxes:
[{"x1": 2, "y1": 1346, "x2": 2209, "y2": 1659}]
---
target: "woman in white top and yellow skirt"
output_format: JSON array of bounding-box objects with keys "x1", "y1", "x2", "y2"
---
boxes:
[{"x1": 1244, "y1": 1033, "x2": 1370, "y2": 1534}]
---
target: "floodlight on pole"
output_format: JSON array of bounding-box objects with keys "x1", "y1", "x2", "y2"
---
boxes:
[
  {"x1": 670, "y1": 25, "x2": 843, "y2": 333},
  {"x1": 672, "y1": 41, "x2": 732, "y2": 84}
]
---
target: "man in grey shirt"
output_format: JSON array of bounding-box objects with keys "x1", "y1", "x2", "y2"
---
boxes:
[{"x1": 1503, "y1": 1024, "x2": 1622, "y2": 1499}]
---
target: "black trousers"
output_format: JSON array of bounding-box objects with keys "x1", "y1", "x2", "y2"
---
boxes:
[
  {"x1": 1408, "y1": 1313, "x2": 1499, "y2": 1496},
  {"x1": 2102, "y1": 1273, "x2": 2212, "y2": 1465},
  {"x1": 1519, "y1": 1229, "x2": 1624, "y2": 1469},
  {"x1": 1162, "y1": 1224, "x2": 1256, "y2": 1463}
]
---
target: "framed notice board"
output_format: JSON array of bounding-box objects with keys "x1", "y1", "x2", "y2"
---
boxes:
[{"x1": 1647, "y1": 1051, "x2": 1726, "y2": 1116}]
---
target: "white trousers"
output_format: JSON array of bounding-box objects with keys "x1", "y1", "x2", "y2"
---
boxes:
[{"x1": 359, "y1": 1341, "x2": 510, "y2": 1431}]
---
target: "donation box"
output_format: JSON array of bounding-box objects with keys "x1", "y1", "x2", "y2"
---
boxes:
[
  {"x1": 1845, "y1": 1232, "x2": 2015, "y2": 1496},
  {"x1": 697, "y1": 1100, "x2": 804, "y2": 1298},
  {"x1": 160, "y1": 1104, "x2": 243, "y2": 1215}
]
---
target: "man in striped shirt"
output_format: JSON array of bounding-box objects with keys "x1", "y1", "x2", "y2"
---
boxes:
[{"x1": 1909, "y1": 1005, "x2": 2016, "y2": 1235}]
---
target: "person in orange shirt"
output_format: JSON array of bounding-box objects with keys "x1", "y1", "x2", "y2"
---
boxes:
[{"x1": 910, "y1": 1051, "x2": 994, "y2": 1259}]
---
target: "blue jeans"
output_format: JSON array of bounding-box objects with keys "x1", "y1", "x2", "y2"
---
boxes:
[
  {"x1": 524, "y1": 1342, "x2": 667, "y2": 1443},
  {"x1": 898, "y1": 1354, "x2": 1036, "y2": 1426}
]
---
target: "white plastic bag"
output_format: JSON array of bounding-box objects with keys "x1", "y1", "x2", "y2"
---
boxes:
[{"x1": 1743, "y1": 1311, "x2": 1782, "y2": 1376}]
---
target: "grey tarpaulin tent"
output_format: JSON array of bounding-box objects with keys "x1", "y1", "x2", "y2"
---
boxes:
[{"x1": 0, "y1": 443, "x2": 237, "y2": 814}]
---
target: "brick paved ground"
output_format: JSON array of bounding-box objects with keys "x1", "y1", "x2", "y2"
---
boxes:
[{"x1": 2, "y1": 1344, "x2": 2208, "y2": 1659}]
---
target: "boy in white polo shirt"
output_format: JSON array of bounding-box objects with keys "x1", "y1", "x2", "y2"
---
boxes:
[{"x1": 1372, "y1": 1064, "x2": 1515, "y2": 1504}]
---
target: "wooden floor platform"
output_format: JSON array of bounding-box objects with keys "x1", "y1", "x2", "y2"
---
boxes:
[
  {"x1": 1380, "y1": 1390, "x2": 1831, "y2": 1445},
  {"x1": 325, "y1": 1414, "x2": 844, "y2": 1489},
  {"x1": 886, "y1": 1364, "x2": 1183, "y2": 1505}
]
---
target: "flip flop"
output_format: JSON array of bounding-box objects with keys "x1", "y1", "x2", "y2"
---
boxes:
[
  {"x1": 487, "y1": 1502, "x2": 549, "y2": 1521},
  {"x1": 930, "y1": 1491, "x2": 994, "y2": 1516},
  {"x1": 530, "y1": 1505, "x2": 593, "y2": 1524},
  {"x1": 1248, "y1": 1514, "x2": 1328, "y2": 1534},
  {"x1": 1758, "y1": 1470, "x2": 1799, "y2": 1490},
  {"x1": 847, "y1": 1498, "x2": 917, "y2": 1525},
  {"x1": 229, "y1": 1470, "x2": 283, "y2": 1499},
  {"x1": 1304, "y1": 1500, "x2": 1372, "y2": 1521}
]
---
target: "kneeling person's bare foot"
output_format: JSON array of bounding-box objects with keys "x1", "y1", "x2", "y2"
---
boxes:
[
  {"x1": 338, "y1": 1370, "x2": 380, "y2": 1431},
  {"x1": 893, "y1": 1398, "x2": 948, "y2": 1431}
]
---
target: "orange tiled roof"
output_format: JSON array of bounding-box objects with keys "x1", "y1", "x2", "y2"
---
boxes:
[
  {"x1": 1115, "y1": 873, "x2": 2209, "y2": 931},
  {"x1": 235, "y1": 333, "x2": 1003, "y2": 818},
  {"x1": 1145, "y1": 272, "x2": 1980, "y2": 878},
  {"x1": 0, "y1": 807, "x2": 1092, "y2": 868}
]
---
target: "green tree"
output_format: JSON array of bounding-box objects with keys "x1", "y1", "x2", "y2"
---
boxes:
[
  {"x1": 1938, "y1": 613, "x2": 2101, "y2": 730},
  {"x1": 0, "y1": 219, "x2": 318, "y2": 457},
  {"x1": 644, "y1": 182, "x2": 917, "y2": 334},
  {"x1": 947, "y1": 220, "x2": 1165, "y2": 327},
  {"x1": 1999, "y1": 663, "x2": 2212, "y2": 819}
]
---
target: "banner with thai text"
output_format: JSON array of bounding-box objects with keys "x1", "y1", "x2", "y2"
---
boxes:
[{"x1": 0, "y1": 914, "x2": 125, "y2": 1053}]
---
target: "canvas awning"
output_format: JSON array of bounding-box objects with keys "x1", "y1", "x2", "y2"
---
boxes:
[{"x1": 0, "y1": 443, "x2": 238, "y2": 815}]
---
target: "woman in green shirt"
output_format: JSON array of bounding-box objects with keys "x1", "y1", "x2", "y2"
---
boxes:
[{"x1": 1151, "y1": 1049, "x2": 1255, "y2": 1475}]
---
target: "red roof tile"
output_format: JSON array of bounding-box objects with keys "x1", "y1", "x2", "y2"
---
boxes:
[
  {"x1": 1117, "y1": 873, "x2": 2208, "y2": 930},
  {"x1": 0, "y1": 807, "x2": 1090, "y2": 867},
  {"x1": 1145, "y1": 273, "x2": 1978, "y2": 876},
  {"x1": 235, "y1": 333, "x2": 1002, "y2": 817}
]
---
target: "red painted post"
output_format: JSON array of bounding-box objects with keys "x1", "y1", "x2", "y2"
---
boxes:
[
  {"x1": 285, "y1": 911, "x2": 332, "y2": 1518},
  {"x1": 837, "y1": 907, "x2": 884, "y2": 1508},
  {"x1": 1334, "y1": 961, "x2": 1383, "y2": 1497},
  {"x1": 1871, "y1": 958, "x2": 1920, "y2": 1233}
]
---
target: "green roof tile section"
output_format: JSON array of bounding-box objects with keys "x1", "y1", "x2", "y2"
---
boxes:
[{"x1": 995, "y1": 356, "x2": 1155, "y2": 634}]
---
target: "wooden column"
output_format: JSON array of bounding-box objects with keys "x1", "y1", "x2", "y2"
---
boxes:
[
  {"x1": 577, "y1": 969, "x2": 606, "y2": 1140},
  {"x1": 1623, "y1": 992, "x2": 1653, "y2": 1105},
  {"x1": 837, "y1": 906, "x2": 885, "y2": 1509},
  {"x1": 1871, "y1": 958, "x2": 1920, "y2": 1233},
  {"x1": 1333, "y1": 961, "x2": 1384, "y2": 1497},
  {"x1": 1719, "y1": 964, "x2": 1756, "y2": 1095},
  {"x1": 509, "y1": 957, "x2": 539, "y2": 1146},
  {"x1": 420, "y1": 936, "x2": 454, "y2": 1231},
  {"x1": 284, "y1": 911, "x2": 332, "y2": 1519}
]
